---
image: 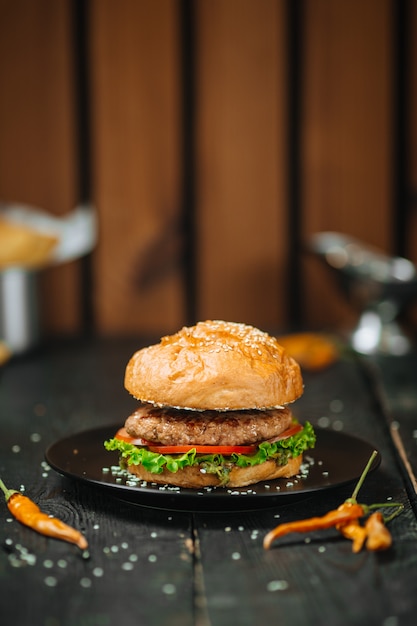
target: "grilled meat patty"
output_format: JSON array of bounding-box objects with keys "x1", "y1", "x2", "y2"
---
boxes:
[{"x1": 125, "y1": 404, "x2": 293, "y2": 447}]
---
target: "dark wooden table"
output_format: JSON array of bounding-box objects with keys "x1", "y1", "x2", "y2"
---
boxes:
[{"x1": 1, "y1": 337, "x2": 417, "y2": 626}]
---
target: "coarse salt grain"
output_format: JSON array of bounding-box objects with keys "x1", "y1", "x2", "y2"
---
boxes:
[
  {"x1": 122, "y1": 562, "x2": 134, "y2": 571},
  {"x1": 267, "y1": 580, "x2": 289, "y2": 592},
  {"x1": 93, "y1": 567, "x2": 104, "y2": 577}
]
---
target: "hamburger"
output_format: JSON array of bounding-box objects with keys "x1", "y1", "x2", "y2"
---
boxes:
[{"x1": 105, "y1": 320, "x2": 315, "y2": 488}]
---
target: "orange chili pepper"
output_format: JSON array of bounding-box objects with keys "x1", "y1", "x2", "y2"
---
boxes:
[
  {"x1": 263, "y1": 501, "x2": 364, "y2": 549},
  {"x1": 364, "y1": 511, "x2": 392, "y2": 551},
  {"x1": 277, "y1": 333, "x2": 339, "y2": 371},
  {"x1": 336, "y1": 518, "x2": 367, "y2": 553},
  {"x1": 264, "y1": 450, "x2": 404, "y2": 552},
  {"x1": 0, "y1": 478, "x2": 88, "y2": 550}
]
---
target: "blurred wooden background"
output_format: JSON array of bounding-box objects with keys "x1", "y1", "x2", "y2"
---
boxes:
[{"x1": 0, "y1": 0, "x2": 416, "y2": 339}]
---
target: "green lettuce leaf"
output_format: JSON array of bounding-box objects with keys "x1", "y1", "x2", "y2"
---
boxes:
[{"x1": 104, "y1": 421, "x2": 316, "y2": 482}]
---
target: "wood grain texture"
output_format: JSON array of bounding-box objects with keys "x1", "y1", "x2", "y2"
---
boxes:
[
  {"x1": 195, "y1": 0, "x2": 288, "y2": 329},
  {"x1": 301, "y1": 0, "x2": 393, "y2": 330},
  {"x1": 0, "y1": 0, "x2": 80, "y2": 334},
  {"x1": 0, "y1": 338, "x2": 195, "y2": 626},
  {"x1": 89, "y1": 0, "x2": 184, "y2": 334},
  {"x1": 1, "y1": 338, "x2": 417, "y2": 626},
  {"x1": 408, "y1": 1, "x2": 417, "y2": 331},
  {"x1": 2, "y1": 0, "x2": 416, "y2": 339}
]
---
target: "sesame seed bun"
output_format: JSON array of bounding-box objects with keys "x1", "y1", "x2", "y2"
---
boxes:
[{"x1": 124, "y1": 320, "x2": 303, "y2": 410}]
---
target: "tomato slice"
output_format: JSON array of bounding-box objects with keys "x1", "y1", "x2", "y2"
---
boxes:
[
  {"x1": 114, "y1": 427, "x2": 150, "y2": 446},
  {"x1": 266, "y1": 422, "x2": 303, "y2": 443},
  {"x1": 147, "y1": 443, "x2": 257, "y2": 455}
]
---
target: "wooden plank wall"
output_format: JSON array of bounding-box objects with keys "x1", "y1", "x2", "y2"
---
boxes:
[
  {"x1": 0, "y1": 0, "x2": 415, "y2": 339},
  {"x1": 0, "y1": 0, "x2": 81, "y2": 333},
  {"x1": 302, "y1": 0, "x2": 393, "y2": 330}
]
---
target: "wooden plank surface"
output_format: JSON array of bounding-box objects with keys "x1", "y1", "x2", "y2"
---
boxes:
[
  {"x1": 0, "y1": 338, "x2": 194, "y2": 626},
  {"x1": 194, "y1": 357, "x2": 417, "y2": 626},
  {"x1": 1, "y1": 339, "x2": 417, "y2": 626},
  {"x1": 363, "y1": 354, "x2": 417, "y2": 496}
]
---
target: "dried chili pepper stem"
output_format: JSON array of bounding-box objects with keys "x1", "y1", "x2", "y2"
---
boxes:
[
  {"x1": 0, "y1": 478, "x2": 88, "y2": 551},
  {"x1": 335, "y1": 450, "x2": 377, "y2": 552},
  {"x1": 340, "y1": 451, "x2": 402, "y2": 552},
  {"x1": 367, "y1": 502, "x2": 404, "y2": 523},
  {"x1": 348, "y1": 449, "x2": 379, "y2": 504}
]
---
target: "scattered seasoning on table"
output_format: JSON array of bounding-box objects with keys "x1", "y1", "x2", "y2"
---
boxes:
[
  {"x1": 263, "y1": 450, "x2": 404, "y2": 551},
  {"x1": 0, "y1": 478, "x2": 88, "y2": 551},
  {"x1": 267, "y1": 580, "x2": 289, "y2": 592}
]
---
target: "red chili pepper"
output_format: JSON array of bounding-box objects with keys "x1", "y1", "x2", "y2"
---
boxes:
[{"x1": 0, "y1": 478, "x2": 88, "y2": 550}]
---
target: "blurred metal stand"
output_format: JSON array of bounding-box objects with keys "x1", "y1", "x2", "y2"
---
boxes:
[
  {"x1": 309, "y1": 232, "x2": 417, "y2": 355},
  {"x1": 0, "y1": 268, "x2": 39, "y2": 354},
  {"x1": 0, "y1": 203, "x2": 97, "y2": 355}
]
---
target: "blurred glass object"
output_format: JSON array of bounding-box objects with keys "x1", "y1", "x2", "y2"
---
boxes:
[{"x1": 309, "y1": 232, "x2": 417, "y2": 355}]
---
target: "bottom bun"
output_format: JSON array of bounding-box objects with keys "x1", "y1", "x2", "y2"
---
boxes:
[{"x1": 126, "y1": 455, "x2": 302, "y2": 489}]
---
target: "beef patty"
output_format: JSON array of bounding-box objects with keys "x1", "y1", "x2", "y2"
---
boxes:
[{"x1": 124, "y1": 405, "x2": 293, "y2": 446}]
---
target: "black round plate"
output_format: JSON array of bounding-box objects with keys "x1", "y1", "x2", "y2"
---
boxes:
[{"x1": 45, "y1": 425, "x2": 380, "y2": 512}]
